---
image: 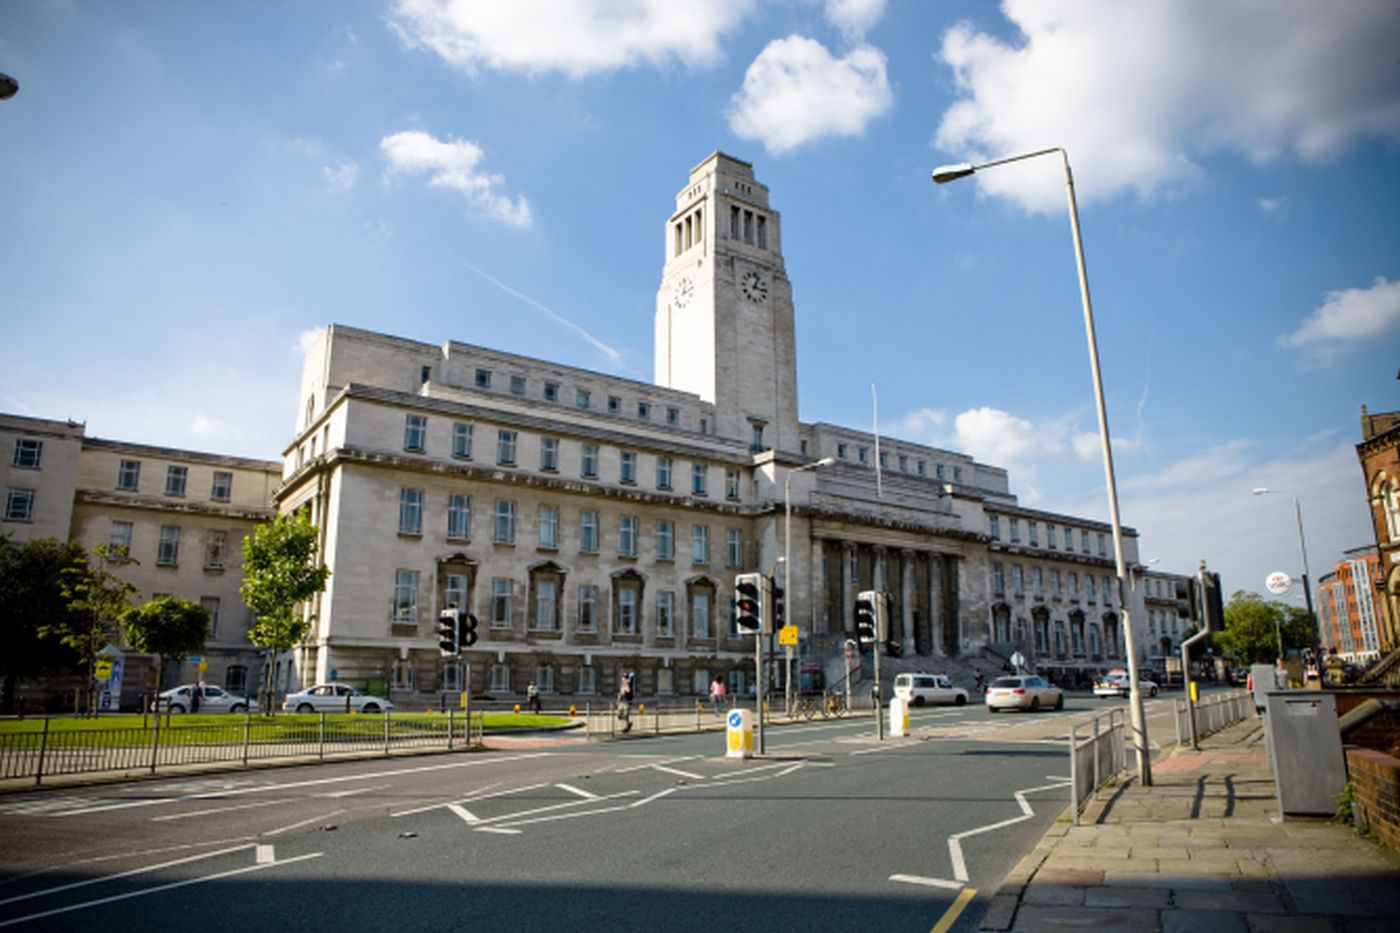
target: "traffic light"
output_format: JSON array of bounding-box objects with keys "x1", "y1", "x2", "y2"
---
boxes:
[
  {"x1": 770, "y1": 579, "x2": 785, "y2": 629},
  {"x1": 437, "y1": 609, "x2": 459, "y2": 656},
  {"x1": 734, "y1": 573, "x2": 764, "y2": 633},
  {"x1": 461, "y1": 613, "x2": 479, "y2": 648},
  {"x1": 855, "y1": 590, "x2": 878, "y2": 647},
  {"x1": 1200, "y1": 571, "x2": 1224, "y2": 632}
]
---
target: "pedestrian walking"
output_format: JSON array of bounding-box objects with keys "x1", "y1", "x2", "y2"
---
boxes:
[
  {"x1": 527, "y1": 681, "x2": 541, "y2": 715},
  {"x1": 617, "y1": 671, "x2": 634, "y2": 733},
  {"x1": 710, "y1": 675, "x2": 726, "y2": 716}
]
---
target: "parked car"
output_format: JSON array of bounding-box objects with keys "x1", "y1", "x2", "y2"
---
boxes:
[
  {"x1": 282, "y1": 683, "x2": 393, "y2": 714},
  {"x1": 985, "y1": 675, "x2": 1063, "y2": 712},
  {"x1": 157, "y1": 683, "x2": 259, "y2": 714},
  {"x1": 1093, "y1": 671, "x2": 1159, "y2": 698},
  {"x1": 893, "y1": 672, "x2": 969, "y2": 707}
]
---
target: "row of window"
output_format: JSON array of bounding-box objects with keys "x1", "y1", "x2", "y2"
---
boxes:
[
  {"x1": 402, "y1": 415, "x2": 742, "y2": 497},
  {"x1": 993, "y1": 612, "x2": 1119, "y2": 659},
  {"x1": 393, "y1": 570, "x2": 745, "y2": 641},
  {"x1": 402, "y1": 660, "x2": 737, "y2": 699},
  {"x1": 990, "y1": 515, "x2": 1107, "y2": 556},
  {"x1": 396, "y1": 488, "x2": 745, "y2": 565},
  {"x1": 113, "y1": 459, "x2": 235, "y2": 501},
  {"x1": 992, "y1": 563, "x2": 1116, "y2": 604},
  {"x1": 109, "y1": 520, "x2": 231, "y2": 570},
  {"x1": 833, "y1": 441, "x2": 963, "y2": 482},
  {"x1": 1146, "y1": 610, "x2": 1183, "y2": 636},
  {"x1": 443, "y1": 371, "x2": 690, "y2": 428}
]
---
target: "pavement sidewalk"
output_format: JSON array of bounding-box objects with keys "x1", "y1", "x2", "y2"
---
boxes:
[{"x1": 979, "y1": 717, "x2": 1400, "y2": 933}]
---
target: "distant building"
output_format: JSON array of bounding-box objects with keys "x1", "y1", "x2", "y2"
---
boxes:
[
  {"x1": 1, "y1": 413, "x2": 280, "y2": 708},
  {"x1": 1315, "y1": 546, "x2": 1385, "y2": 663},
  {"x1": 1357, "y1": 404, "x2": 1400, "y2": 653},
  {"x1": 273, "y1": 153, "x2": 1148, "y2": 704}
]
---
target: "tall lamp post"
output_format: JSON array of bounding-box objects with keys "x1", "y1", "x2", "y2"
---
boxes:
[
  {"x1": 933, "y1": 148, "x2": 1152, "y2": 785},
  {"x1": 785, "y1": 457, "x2": 836, "y2": 715},
  {"x1": 1252, "y1": 488, "x2": 1318, "y2": 649}
]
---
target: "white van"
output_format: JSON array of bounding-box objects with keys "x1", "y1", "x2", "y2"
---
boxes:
[{"x1": 893, "y1": 673, "x2": 969, "y2": 707}]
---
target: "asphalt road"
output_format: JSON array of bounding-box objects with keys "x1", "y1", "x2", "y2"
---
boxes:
[{"x1": 0, "y1": 693, "x2": 1182, "y2": 932}]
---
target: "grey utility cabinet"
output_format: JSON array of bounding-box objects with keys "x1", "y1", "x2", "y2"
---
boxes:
[{"x1": 1262, "y1": 690, "x2": 1347, "y2": 816}]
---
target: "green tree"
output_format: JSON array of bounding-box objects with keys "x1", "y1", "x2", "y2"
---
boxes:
[
  {"x1": 47, "y1": 543, "x2": 138, "y2": 715},
  {"x1": 122, "y1": 596, "x2": 209, "y2": 695},
  {"x1": 0, "y1": 537, "x2": 86, "y2": 713},
  {"x1": 1212, "y1": 591, "x2": 1312, "y2": 665},
  {"x1": 240, "y1": 512, "x2": 330, "y2": 711}
]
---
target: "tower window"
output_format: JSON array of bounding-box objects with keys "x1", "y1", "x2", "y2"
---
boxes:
[{"x1": 757, "y1": 216, "x2": 767, "y2": 249}]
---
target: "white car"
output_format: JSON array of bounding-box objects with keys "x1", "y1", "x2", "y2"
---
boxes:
[
  {"x1": 282, "y1": 683, "x2": 394, "y2": 714},
  {"x1": 1093, "y1": 671, "x2": 1159, "y2": 698},
  {"x1": 893, "y1": 673, "x2": 970, "y2": 707},
  {"x1": 156, "y1": 684, "x2": 259, "y2": 714},
  {"x1": 985, "y1": 675, "x2": 1064, "y2": 712}
]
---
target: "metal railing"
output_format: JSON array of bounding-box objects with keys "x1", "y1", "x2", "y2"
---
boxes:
[
  {"x1": 1069, "y1": 707, "x2": 1128, "y2": 824},
  {"x1": 0, "y1": 710, "x2": 484, "y2": 785},
  {"x1": 582, "y1": 693, "x2": 880, "y2": 739},
  {"x1": 1173, "y1": 688, "x2": 1252, "y2": 747}
]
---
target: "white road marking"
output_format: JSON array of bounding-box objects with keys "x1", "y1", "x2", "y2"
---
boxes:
[
  {"x1": 255, "y1": 845, "x2": 276, "y2": 864},
  {"x1": 261, "y1": 808, "x2": 346, "y2": 837},
  {"x1": 647, "y1": 763, "x2": 704, "y2": 780},
  {"x1": 0, "y1": 851, "x2": 322, "y2": 929},
  {"x1": 612, "y1": 755, "x2": 700, "y2": 774},
  {"x1": 448, "y1": 804, "x2": 480, "y2": 824},
  {"x1": 315, "y1": 783, "x2": 391, "y2": 798},
  {"x1": 150, "y1": 798, "x2": 297, "y2": 822},
  {"x1": 474, "y1": 826, "x2": 521, "y2": 835},
  {"x1": 947, "y1": 779, "x2": 1071, "y2": 882},
  {"x1": 555, "y1": 783, "x2": 598, "y2": 800},
  {"x1": 0, "y1": 844, "x2": 256, "y2": 907},
  {"x1": 889, "y1": 873, "x2": 963, "y2": 890}
]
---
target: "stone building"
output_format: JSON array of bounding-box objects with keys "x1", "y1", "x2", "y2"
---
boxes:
[
  {"x1": 1, "y1": 413, "x2": 279, "y2": 707},
  {"x1": 274, "y1": 153, "x2": 1147, "y2": 705}
]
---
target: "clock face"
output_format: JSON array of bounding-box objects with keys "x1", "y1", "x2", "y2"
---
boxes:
[
  {"x1": 740, "y1": 270, "x2": 768, "y2": 303},
  {"x1": 673, "y1": 277, "x2": 694, "y2": 308}
]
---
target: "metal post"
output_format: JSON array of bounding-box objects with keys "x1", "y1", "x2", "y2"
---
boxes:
[
  {"x1": 318, "y1": 713, "x2": 326, "y2": 759},
  {"x1": 35, "y1": 718, "x2": 50, "y2": 786},
  {"x1": 448, "y1": 707, "x2": 455, "y2": 751},
  {"x1": 1069, "y1": 721, "x2": 1079, "y2": 824},
  {"x1": 755, "y1": 628, "x2": 765, "y2": 754},
  {"x1": 242, "y1": 704, "x2": 252, "y2": 766},
  {"x1": 150, "y1": 706, "x2": 162, "y2": 774},
  {"x1": 384, "y1": 709, "x2": 391, "y2": 756},
  {"x1": 874, "y1": 621, "x2": 884, "y2": 742}
]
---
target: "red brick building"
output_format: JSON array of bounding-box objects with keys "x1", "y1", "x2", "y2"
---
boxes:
[
  {"x1": 1316, "y1": 546, "x2": 1386, "y2": 662},
  {"x1": 1357, "y1": 404, "x2": 1400, "y2": 657}
]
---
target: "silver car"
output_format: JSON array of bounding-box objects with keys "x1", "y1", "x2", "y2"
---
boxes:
[
  {"x1": 985, "y1": 675, "x2": 1064, "y2": 712},
  {"x1": 156, "y1": 684, "x2": 259, "y2": 714},
  {"x1": 282, "y1": 683, "x2": 394, "y2": 714}
]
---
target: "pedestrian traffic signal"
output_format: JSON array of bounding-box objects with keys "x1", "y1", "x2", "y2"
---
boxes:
[
  {"x1": 437, "y1": 609, "x2": 460, "y2": 656},
  {"x1": 735, "y1": 573, "x2": 764, "y2": 633},
  {"x1": 770, "y1": 580, "x2": 785, "y2": 628},
  {"x1": 1199, "y1": 571, "x2": 1224, "y2": 631},
  {"x1": 461, "y1": 612, "x2": 479, "y2": 648},
  {"x1": 855, "y1": 590, "x2": 878, "y2": 647}
]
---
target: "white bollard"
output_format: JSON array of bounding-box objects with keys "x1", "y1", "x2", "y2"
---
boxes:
[
  {"x1": 725, "y1": 708, "x2": 753, "y2": 758},
  {"x1": 889, "y1": 696, "x2": 910, "y2": 737}
]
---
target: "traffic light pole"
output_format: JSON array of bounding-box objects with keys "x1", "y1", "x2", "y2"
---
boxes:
[{"x1": 755, "y1": 627, "x2": 765, "y2": 754}]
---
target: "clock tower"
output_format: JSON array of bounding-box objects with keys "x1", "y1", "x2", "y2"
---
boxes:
[{"x1": 654, "y1": 153, "x2": 800, "y2": 453}]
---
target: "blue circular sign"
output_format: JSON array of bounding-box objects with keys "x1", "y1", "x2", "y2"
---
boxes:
[{"x1": 727, "y1": 710, "x2": 743, "y2": 729}]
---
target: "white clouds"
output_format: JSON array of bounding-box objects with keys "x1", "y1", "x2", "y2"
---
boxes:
[
  {"x1": 728, "y1": 36, "x2": 892, "y2": 154},
  {"x1": 898, "y1": 407, "x2": 947, "y2": 436},
  {"x1": 389, "y1": 0, "x2": 752, "y2": 78},
  {"x1": 934, "y1": 0, "x2": 1400, "y2": 212},
  {"x1": 322, "y1": 160, "x2": 359, "y2": 192},
  {"x1": 825, "y1": 0, "x2": 885, "y2": 41},
  {"x1": 1282, "y1": 277, "x2": 1400, "y2": 357},
  {"x1": 190, "y1": 414, "x2": 220, "y2": 436},
  {"x1": 380, "y1": 131, "x2": 531, "y2": 228}
]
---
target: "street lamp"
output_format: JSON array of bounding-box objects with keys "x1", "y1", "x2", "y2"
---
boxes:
[
  {"x1": 1252, "y1": 487, "x2": 1318, "y2": 650},
  {"x1": 932, "y1": 147, "x2": 1153, "y2": 786},
  {"x1": 784, "y1": 456, "x2": 836, "y2": 716}
]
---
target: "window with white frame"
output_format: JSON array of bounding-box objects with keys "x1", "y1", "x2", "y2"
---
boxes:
[
  {"x1": 581, "y1": 444, "x2": 599, "y2": 478},
  {"x1": 496, "y1": 430, "x2": 517, "y2": 465},
  {"x1": 580, "y1": 510, "x2": 599, "y2": 553},
  {"x1": 637, "y1": 401, "x2": 651, "y2": 420},
  {"x1": 440, "y1": 661, "x2": 462, "y2": 692},
  {"x1": 394, "y1": 569, "x2": 418, "y2": 623},
  {"x1": 444, "y1": 573, "x2": 468, "y2": 613},
  {"x1": 1068, "y1": 572, "x2": 1079, "y2": 598},
  {"x1": 157, "y1": 526, "x2": 181, "y2": 566},
  {"x1": 725, "y1": 529, "x2": 743, "y2": 568},
  {"x1": 656, "y1": 519, "x2": 674, "y2": 560},
  {"x1": 1034, "y1": 615, "x2": 1049, "y2": 653},
  {"x1": 447, "y1": 494, "x2": 471, "y2": 540},
  {"x1": 1383, "y1": 480, "x2": 1400, "y2": 541},
  {"x1": 109, "y1": 520, "x2": 134, "y2": 557},
  {"x1": 1028, "y1": 521, "x2": 1039, "y2": 547},
  {"x1": 1053, "y1": 620, "x2": 1066, "y2": 655},
  {"x1": 1009, "y1": 518, "x2": 1020, "y2": 542},
  {"x1": 491, "y1": 578, "x2": 513, "y2": 627},
  {"x1": 540, "y1": 437, "x2": 560, "y2": 472},
  {"x1": 1011, "y1": 565, "x2": 1023, "y2": 596},
  {"x1": 989, "y1": 515, "x2": 1000, "y2": 539},
  {"x1": 618, "y1": 516, "x2": 638, "y2": 557},
  {"x1": 1085, "y1": 576, "x2": 1096, "y2": 603},
  {"x1": 403, "y1": 414, "x2": 427, "y2": 452},
  {"x1": 691, "y1": 591, "x2": 711, "y2": 638},
  {"x1": 577, "y1": 584, "x2": 598, "y2": 632},
  {"x1": 692, "y1": 525, "x2": 709, "y2": 563},
  {"x1": 489, "y1": 664, "x2": 511, "y2": 692},
  {"x1": 211, "y1": 471, "x2": 233, "y2": 501},
  {"x1": 857, "y1": 447, "x2": 868, "y2": 464},
  {"x1": 608, "y1": 395, "x2": 621, "y2": 414},
  {"x1": 1031, "y1": 567, "x2": 1043, "y2": 598},
  {"x1": 1103, "y1": 576, "x2": 1114, "y2": 606},
  {"x1": 1047, "y1": 524, "x2": 1057, "y2": 549},
  {"x1": 1097, "y1": 533, "x2": 1107, "y2": 557},
  {"x1": 954, "y1": 466, "x2": 963, "y2": 482},
  {"x1": 656, "y1": 456, "x2": 673, "y2": 489},
  {"x1": 991, "y1": 562, "x2": 1005, "y2": 596},
  {"x1": 543, "y1": 382, "x2": 559, "y2": 403},
  {"x1": 1071, "y1": 618, "x2": 1085, "y2": 654},
  {"x1": 666, "y1": 406, "x2": 679, "y2": 425},
  {"x1": 620, "y1": 451, "x2": 637, "y2": 484},
  {"x1": 538, "y1": 505, "x2": 558, "y2": 549},
  {"x1": 4, "y1": 489, "x2": 34, "y2": 522},
  {"x1": 11, "y1": 439, "x2": 41, "y2": 469},
  {"x1": 165, "y1": 465, "x2": 188, "y2": 497},
  {"x1": 204, "y1": 530, "x2": 227, "y2": 569},
  {"x1": 475, "y1": 369, "x2": 491, "y2": 389},
  {"x1": 493, "y1": 500, "x2": 516, "y2": 544},
  {"x1": 656, "y1": 591, "x2": 675, "y2": 638},
  {"x1": 535, "y1": 664, "x2": 555, "y2": 693},
  {"x1": 534, "y1": 579, "x2": 558, "y2": 631},
  {"x1": 576, "y1": 388, "x2": 590, "y2": 409},
  {"x1": 725, "y1": 468, "x2": 740, "y2": 500},
  {"x1": 616, "y1": 587, "x2": 638, "y2": 635},
  {"x1": 691, "y1": 463, "x2": 707, "y2": 495},
  {"x1": 201, "y1": 596, "x2": 221, "y2": 636},
  {"x1": 399, "y1": 488, "x2": 423, "y2": 535},
  {"x1": 1051, "y1": 569, "x2": 1061, "y2": 598},
  {"x1": 837, "y1": 443, "x2": 848, "y2": 459},
  {"x1": 452, "y1": 422, "x2": 473, "y2": 458},
  {"x1": 117, "y1": 459, "x2": 141, "y2": 491},
  {"x1": 578, "y1": 666, "x2": 597, "y2": 694},
  {"x1": 510, "y1": 374, "x2": 526, "y2": 396},
  {"x1": 1081, "y1": 530, "x2": 1091, "y2": 553}
]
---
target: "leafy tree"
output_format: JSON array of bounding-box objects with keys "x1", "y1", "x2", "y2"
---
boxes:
[
  {"x1": 47, "y1": 543, "x2": 138, "y2": 715},
  {"x1": 240, "y1": 512, "x2": 330, "y2": 711},
  {"x1": 0, "y1": 537, "x2": 86, "y2": 713},
  {"x1": 1212, "y1": 591, "x2": 1313, "y2": 665},
  {"x1": 122, "y1": 596, "x2": 209, "y2": 695}
]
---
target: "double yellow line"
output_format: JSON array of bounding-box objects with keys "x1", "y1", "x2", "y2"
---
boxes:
[{"x1": 930, "y1": 886, "x2": 978, "y2": 933}]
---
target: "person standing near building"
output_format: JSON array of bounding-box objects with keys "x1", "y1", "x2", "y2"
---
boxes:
[
  {"x1": 527, "y1": 680, "x2": 541, "y2": 715},
  {"x1": 616, "y1": 672, "x2": 634, "y2": 733},
  {"x1": 710, "y1": 675, "x2": 726, "y2": 716}
]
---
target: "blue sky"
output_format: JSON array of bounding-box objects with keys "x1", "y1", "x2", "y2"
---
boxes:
[{"x1": 4, "y1": 0, "x2": 1398, "y2": 605}]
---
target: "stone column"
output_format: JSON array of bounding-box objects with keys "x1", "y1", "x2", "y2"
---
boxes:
[
  {"x1": 929, "y1": 554, "x2": 946, "y2": 657},
  {"x1": 810, "y1": 538, "x2": 827, "y2": 635},
  {"x1": 841, "y1": 541, "x2": 855, "y2": 634},
  {"x1": 901, "y1": 550, "x2": 916, "y2": 650}
]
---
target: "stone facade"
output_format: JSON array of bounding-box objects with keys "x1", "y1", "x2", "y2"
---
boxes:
[
  {"x1": 1358, "y1": 404, "x2": 1400, "y2": 653},
  {"x1": 275, "y1": 153, "x2": 1149, "y2": 705}
]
